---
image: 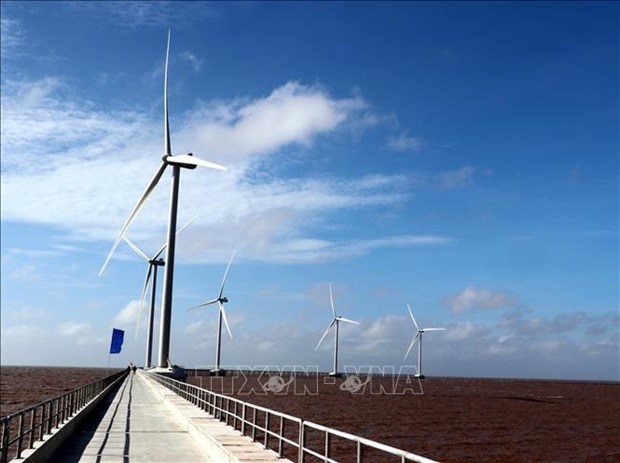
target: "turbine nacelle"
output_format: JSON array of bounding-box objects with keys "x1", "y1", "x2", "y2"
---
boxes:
[
  {"x1": 120, "y1": 215, "x2": 198, "y2": 344},
  {"x1": 189, "y1": 250, "x2": 236, "y2": 344},
  {"x1": 162, "y1": 153, "x2": 227, "y2": 171},
  {"x1": 404, "y1": 303, "x2": 446, "y2": 378},
  {"x1": 315, "y1": 283, "x2": 359, "y2": 377}
]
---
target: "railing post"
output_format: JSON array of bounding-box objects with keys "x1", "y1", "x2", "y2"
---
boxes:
[
  {"x1": 357, "y1": 440, "x2": 363, "y2": 463},
  {"x1": 241, "y1": 403, "x2": 246, "y2": 435},
  {"x1": 29, "y1": 408, "x2": 36, "y2": 449},
  {"x1": 233, "y1": 401, "x2": 238, "y2": 430},
  {"x1": 298, "y1": 420, "x2": 305, "y2": 463},
  {"x1": 225, "y1": 398, "x2": 230, "y2": 426},
  {"x1": 51, "y1": 399, "x2": 58, "y2": 431},
  {"x1": 278, "y1": 415, "x2": 285, "y2": 457},
  {"x1": 16, "y1": 413, "x2": 24, "y2": 459},
  {"x1": 61, "y1": 395, "x2": 67, "y2": 424},
  {"x1": 325, "y1": 430, "x2": 331, "y2": 462},
  {"x1": 39, "y1": 403, "x2": 46, "y2": 440},
  {"x1": 251, "y1": 409, "x2": 257, "y2": 441},
  {"x1": 264, "y1": 412, "x2": 270, "y2": 449},
  {"x1": 1, "y1": 419, "x2": 10, "y2": 463}
]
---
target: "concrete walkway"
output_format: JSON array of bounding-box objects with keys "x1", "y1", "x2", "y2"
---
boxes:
[
  {"x1": 48, "y1": 372, "x2": 215, "y2": 462},
  {"x1": 47, "y1": 371, "x2": 289, "y2": 463}
]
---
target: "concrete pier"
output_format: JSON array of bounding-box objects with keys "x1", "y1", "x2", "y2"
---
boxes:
[{"x1": 31, "y1": 371, "x2": 288, "y2": 463}]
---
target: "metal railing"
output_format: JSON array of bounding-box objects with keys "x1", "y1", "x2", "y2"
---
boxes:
[
  {"x1": 146, "y1": 371, "x2": 439, "y2": 463},
  {"x1": 0, "y1": 369, "x2": 128, "y2": 463}
]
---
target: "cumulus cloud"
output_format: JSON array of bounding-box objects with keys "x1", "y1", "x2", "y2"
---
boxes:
[
  {"x1": 177, "y1": 82, "x2": 366, "y2": 162},
  {"x1": 1, "y1": 76, "x2": 450, "y2": 264},
  {"x1": 445, "y1": 286, "x2": 517, "y2": 313},
  {"x1": 112, "y1": 300, "x2": 142, "y2": 326}
]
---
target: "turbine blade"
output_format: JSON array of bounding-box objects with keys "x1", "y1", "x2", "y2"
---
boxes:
[
  {"x1": 99, "y1": 161, "x2": 167, "y2": 276},
  {"x1": 404, "y1": 333, "x2": 420, "y2": 360},
  {"x1": 166, "y1": 154, "x2": 227, "y2": 171},
  {"x1": 140, "y1": 265, "x2": 153, "y2": 312},
  {"x1": 164, "y1": 30, "x2": 171, "y2": 156},
  {"x1": 153, "y1": 214, "x2": 199, "y2": 260},
  {"x1": 122, "y1": 235, "x2": 150, "y2": 261},
  {"x1": 423, "y1": 328, "x2": 446, "y2": 331},
  {"x1": 329, "y1": 283, "x2": 336, "y2": 318},
  {"x1": 407, "y1": 304, "x2": 420, "y2": 331},
  {"x1": 135, "y1": 264, "x2": 153, "y2": 342},
  {"x1": 219, "y1": 301, "x2": 233, "y2": 340},
  {"x1": 218, "y1": 250, "x2": 236, "y2": 299},
  {"x1": 187, "y1": 298, "x2": 218, "y2": 311},
  {"x1": 315, "y1": 320, "x2": 335, "y2": 350},
  {"x1": 337, "y1": 316, "x2": 359, "y2": 325}
]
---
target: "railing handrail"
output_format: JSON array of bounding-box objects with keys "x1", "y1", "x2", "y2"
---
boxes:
[
  {"x1": 146, "y1": 370, "x2": 439, "y2": 463},
  {"x1": 303, "y1": 419, "x2": 439, "y2": 463},
  {"x1": 0, "y1": 369, "x2": 128, "y2": 463}
]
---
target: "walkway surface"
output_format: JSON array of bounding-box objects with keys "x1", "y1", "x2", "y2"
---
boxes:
[{"x1": 49, "y1": 372, "x2": 215, "y2": 462}]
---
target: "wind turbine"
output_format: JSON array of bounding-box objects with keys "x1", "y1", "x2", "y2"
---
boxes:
[
  {"x1": 99, "y1": 31, "x2": 226, "y2": 375},
  {"x1": 316, "y1": 283, "x2": 359, "y2": 377},
  {"x1": 189, "y1": 250, "x2": 236, "y2": 376},
  {"x1": 404, "y1": 304, "x2": 445, "y2": 379},
  {"x1": 122, "y1": 215, "x2": 198, "y2": 369}
]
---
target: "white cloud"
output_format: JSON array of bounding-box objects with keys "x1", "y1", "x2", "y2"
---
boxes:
[
  {"x1": 7, "y1": 307, "x2": 46, "y2": 321},
  {"x1": 4, "y1": 324, "x2": 45, "y2": 338},
  {"x1": 386, "y1": 132, "x2": 422, "y2": 152},
  {"x1": 444, "y1": 321, "x2": 484, "y2": 341},
  {"x1": 185, "y1": 320, "x2": 204, "y2": 334},
  {"x1": 63, "y1": 2, "x2": 214, "y2": 28},
  {"x1": 2, "y1": 306, "x2": 618, "y2": 380},
  {"x1": 437, "y1": 165, "x2": 481, "y2": 189},
  {"x1": 177, "y1": 82, "x2": 366, "y2": 162},
  {"x1": 1, "y1": 77, "x2": 446, "y2": 264},
  {"x1": 57, "y1": 321, "x2": 91, "y2": 336},
  {"x1": 112, "y1": 300, "x2": 142, "y2": 326},
  {"x1": 445, "y1": 286, "x2": 516, "y2": 313},
  {"x1": 0, "y1": 17, "x2": 23, "y2": 56},
  {"x1": 180, "y1": 51, "x2": 203, "y2": 72},
  {"x1": 8, "y1": 264, "x2": 39, "y2": 281}
]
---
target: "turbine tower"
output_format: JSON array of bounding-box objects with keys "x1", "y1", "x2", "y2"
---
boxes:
[
  {"x1": 404, "y1": 304, "x2": 445, "y2": 379},
  {"x1": 99, "y1": 31, "x2": 226, "y2": 377},
  {"x1": 189, "y1": 250, "x2": 236, "y2": 376},
  {"x1": 316, "y1": 283, "x2": 359, "y2": 377},
  {"x1": 122, "y1": 216, "x2": 197, "y2": 368}
]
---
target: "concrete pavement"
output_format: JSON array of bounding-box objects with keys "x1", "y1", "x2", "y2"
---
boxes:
[{"x1": 48, "y1": 371, "x2": 215, "y2": 462}]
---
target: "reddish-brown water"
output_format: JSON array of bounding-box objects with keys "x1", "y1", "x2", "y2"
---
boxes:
[{"x1": 2, "y1": 367, "x2": 618, "y2": 462}]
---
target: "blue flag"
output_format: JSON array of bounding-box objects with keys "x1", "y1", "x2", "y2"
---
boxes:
[{"x1": 109, "y1": 328, "x2": 124, "y2": 354}]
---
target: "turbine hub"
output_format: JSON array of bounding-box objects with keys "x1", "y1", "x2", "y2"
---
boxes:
[{"x1": 220, "y1": 297, "x2": 229, "y2": 303}]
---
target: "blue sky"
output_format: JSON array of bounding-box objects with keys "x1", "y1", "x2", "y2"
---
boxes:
[{"x1": 1, "y1": 1, "x2": 618, "y2": 381}]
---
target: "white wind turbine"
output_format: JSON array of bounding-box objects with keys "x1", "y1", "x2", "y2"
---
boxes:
[
  {"x1": 99, "y1": 31, "x2": 227, "y2": 374},
  {"x1": 404, "y1": 304, "x2": 445, "y2": 379},
  {"x1": 122, "y1": 215, "x2": 197, "y2": 369},
  {"x1": 189, "y1": 250, "x2": 236, "y2": 376},
  {"x1": 316, "y1": 283, "x2": 359, "y2": 377}
]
